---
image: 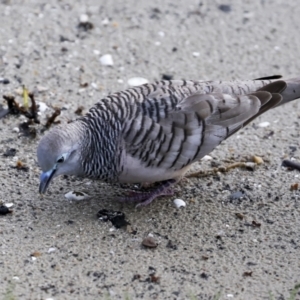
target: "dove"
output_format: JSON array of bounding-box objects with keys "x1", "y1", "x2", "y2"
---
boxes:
[{"x1": 37, "y1": 75, "x2": 300, "y2": 206}]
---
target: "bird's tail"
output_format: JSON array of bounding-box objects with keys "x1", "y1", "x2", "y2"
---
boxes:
[
  {"x1": 279, "y1": 77, "x2": 300, "y2": 105},
  {"x1": 242, "y1": 78, "x2": 300, "y2": 127}
]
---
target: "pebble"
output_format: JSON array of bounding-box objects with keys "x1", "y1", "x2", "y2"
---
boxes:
[
  {"x1": 230, "y1": 191, "x2": 244, "y2": 200},
  {"x1": 0, "y1": 78, "x2": 10, "y2": 84},
  {"x1": 253, "y1": 155, "x2": 264, "y2": 165},
  {"x1": 127, "y1": 77, "x2": 149, "y2": 87},
  {"x1": 65, "y1": 191, "x2": 89, "y2": 201},
  {"x1": 173, "y1": 198, "x2": 186, "y2": 208},
  {"x1": 48, "y1": 247, "x2": 56, "y2": 253},
  {"x1": 0, "y1": 205, "x2": 11, "y2": 215},
  {"x1": 100, "y1": 54, "x2": 114, "y2": 66},
  {"x1": 192, "y1": 52, "x2": 200, "y2": 57},
  {"x1": 12, "y1": 127, "x2": 20, "y2": 133},
  {"x1": 4, "y1": 203, "x2": 13, "y2": 208},
  {"x1": 142, "y1": 236, "x2": 158, "y2": 248},
  {"x1": 93, "y1": 49, "x2": 100, "y2": 55},
  {"x1": 36, "y1": 85, "x2": 49, "y2": 92},
  {"x1": 258, "y1": 121, "x2": 270, "y2": 128}
]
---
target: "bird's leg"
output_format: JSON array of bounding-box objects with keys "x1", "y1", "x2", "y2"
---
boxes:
[{"x1": 117, "y1": 179, "x2": 176, "y2": 207}]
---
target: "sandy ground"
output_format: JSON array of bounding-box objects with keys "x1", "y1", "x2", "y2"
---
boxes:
[{"x1": 1, "y1": 0, "x2": 300, "y2": 299}]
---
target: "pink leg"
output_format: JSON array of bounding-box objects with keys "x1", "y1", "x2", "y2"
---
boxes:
[{"x1": 117, "y1": 179, "x2": 176, "y2": 207}]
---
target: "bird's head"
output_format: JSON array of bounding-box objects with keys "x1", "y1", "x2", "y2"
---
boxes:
[{"x1": 37, "y1": 123, "x2": 85, "y2": 194}]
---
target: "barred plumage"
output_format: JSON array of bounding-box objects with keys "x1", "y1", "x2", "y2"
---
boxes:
[{"x1": 37, "y1": 76, "x2": 300, "y2": 206}]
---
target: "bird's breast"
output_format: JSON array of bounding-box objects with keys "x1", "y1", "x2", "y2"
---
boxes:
[{"x1": 118, "y1": 154, "x2": 189, "y2": 183}]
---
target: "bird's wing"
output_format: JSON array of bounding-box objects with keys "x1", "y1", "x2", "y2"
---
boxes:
[{"x1": 122, "y1": 81, "x2": 285, "y2": 171}]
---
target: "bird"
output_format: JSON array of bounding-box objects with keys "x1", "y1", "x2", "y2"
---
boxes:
[{"x1": 37, "y1": 75, "x2": 300, "y2": 206}]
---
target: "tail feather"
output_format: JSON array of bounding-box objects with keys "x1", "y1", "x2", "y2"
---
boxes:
[
  {"x1": 241, "y1": 78, "x2": 300, "y2": 127},
  {"x1": 279, "y1": 78, "x2": 300, "y2": 105}
]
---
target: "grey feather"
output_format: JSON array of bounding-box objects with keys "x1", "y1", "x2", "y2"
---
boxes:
[{"x1": 37, "y1": 77, "x2": 300, "y2": 193}]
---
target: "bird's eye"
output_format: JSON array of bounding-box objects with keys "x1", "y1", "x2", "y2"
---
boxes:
[{"x1": 57, "y1": 156, "x2": 65, "y2": 163}]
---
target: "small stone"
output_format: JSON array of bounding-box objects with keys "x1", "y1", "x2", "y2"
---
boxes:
[
  {"x1": 253, "y1": 155, "x2": 264, "y2": 165},
  {"x1": 12, "y1": 127, "x2": 20, "y2": 133},
  {"x1": 0, "y1": 205, "x2": 12, "y2": 215},
  {"x1": 48, "y1": 247, "x2": 56, "y2": 253},
  {"x1": 244, "y1": 162, "x2": 256, "y2": 171},
  {"x1": 4, "y1": 203, "x2": 13, "y2": 208},
  {"x1": 64, "y1": 191, "x2": 89, "y2": 201},
  {"x1": 158, "y1": 31, "x2": 165, "y2": 37},
  {"x1": 192, "y1": 52, "x2": 200, "y2": 57},
  {"x1": 100, "y1": 54, "x2": 114, "y2": 66},
  {"x1": 258, "y1": 121, "x2": 270, "y2": 128},
  {"x1": 142, "y1": 236, "x2": 158, "y2": 248},
  {"x1": 36, "y1": 85, "x2": 49, "y2": 92},
  {"x1": 79, "y1": 14, "x2": 89, "y2": 23},
  {"x1": 127, "y1": 77, "x2": 149, "y2": 87},
  {"x1": 162, "y1": 74, "x2": 173, "y2": 80},
  {"x1": 173, "y1": 198, "x2": 186, "y2": 208},
  {"x1": 93, "y1": 49, "x2": 100, "y2": 55},
  {"x1": 218, "y1": 4, "x2": 231, "y2": 13},
  {"x1": 0, "y1": 78, "x2": 10, "y2": 84},
  {"x1": 230, "y1": 191, "x2": 244, "y2": 200}
]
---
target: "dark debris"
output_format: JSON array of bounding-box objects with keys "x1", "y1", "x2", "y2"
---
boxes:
[
  {"x1": 162, "y1": 74, "x2": 173, "y2": 80},
  {"x1": 3, "y1": 148, "x2": 17, "y2": 157},
  {"x1": 97, "y1": 209, "x2": 130, "y2": 228},
  {"x1": 45, "y1": 109, "x2": 61, "y2": 129},
  {"x1": 218, "y1": 4, "x2": 231, "y2": 13},
  {"x1": 282, "y1": 159, "x2": 300, "y2": 172},
  {"x1": 0, "y1": 205, "x2": 12, "y2": 215}
]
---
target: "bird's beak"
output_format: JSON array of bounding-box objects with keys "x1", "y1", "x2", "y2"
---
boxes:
[{"x1": 39, "y1": 168, "x2": 56, "y2": 194}]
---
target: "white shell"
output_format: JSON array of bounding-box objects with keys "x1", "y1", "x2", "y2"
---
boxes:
[
  {"x1": 127, "y1": 77, "x2": 149, "y2": 87},
  {"x1": 100, "y1": 54, "x2": 114, "y2": 66},
  {"x1": 93, "y1": 49, "x2": 100, "y2": 55},
  {"x1": 101, "y1": 18, "x2": 109, "y2": 25},
  {"x1": 201, "y1": 155, "x2": 213, "y2": 161},
  {"x1": 258, "y1": 121, "x2": 270, "y2": 128},
  {"x1": 4, "y1": 203, "x2": 13, "y2": 208},
  {"x1": 48, "y1": 247, "x2": 56, "y2": 253},
  {"x1": 12, "y1": 127, "x2": 19, "y2": 133},
  {"x1": 79, "y1": 14, "x2": 89, "y2": 23},
  {"x1": 37, "y1": 102, "x2": 48, "y2": 112},
  {"x1": 173, "y1": 198, "x2": 186, "y2": 208},
  {"x1": 64, "y1": 191, "x2": 89, "y2": 201},
  {"x1": 192, "y1": 52, "x2": 200, "y2": 57}
]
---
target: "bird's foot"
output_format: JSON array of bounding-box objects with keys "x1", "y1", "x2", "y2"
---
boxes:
[{"x1": 117, "y1": 179, "x2": 176, "y2": 207}]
